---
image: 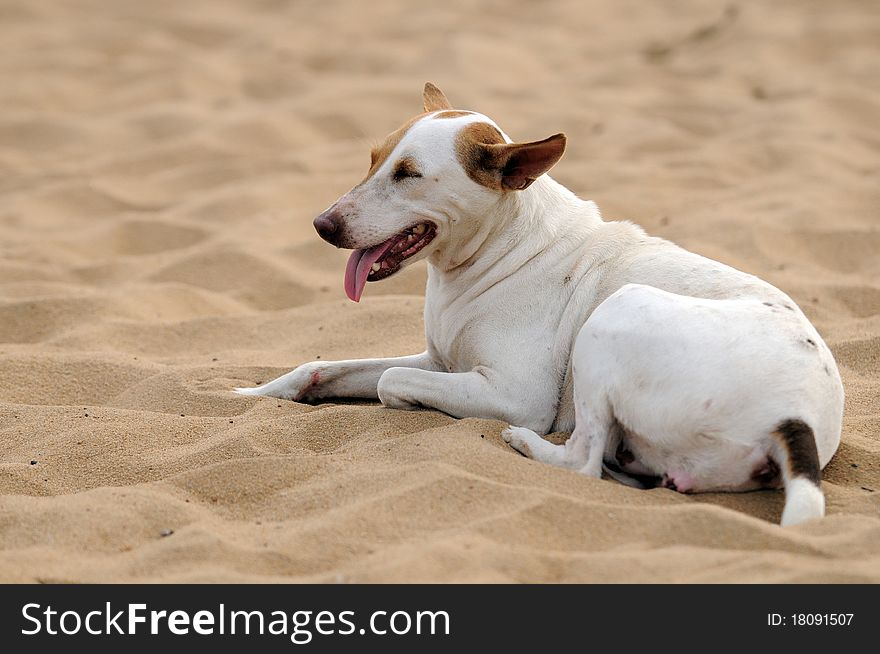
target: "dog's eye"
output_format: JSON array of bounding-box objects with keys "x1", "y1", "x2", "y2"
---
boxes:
[
  {"x1": 392, "y1": 159, "x2": 422, "y2": 182},
  {"x1": 393, "y1": 169, "x2": 422, "y2": 181}
]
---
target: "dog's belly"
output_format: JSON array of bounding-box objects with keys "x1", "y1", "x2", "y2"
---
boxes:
[
  {"x1": 605, "y1": 422, "x2": 780, "y2": 492},
  {"x1": 573, "y1": 283, "x2": 844, "y2": 493}
]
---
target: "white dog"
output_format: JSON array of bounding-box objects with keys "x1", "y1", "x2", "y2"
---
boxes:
[{"x1": 237, "y1": 83, "x2": 844, "y2": 527}]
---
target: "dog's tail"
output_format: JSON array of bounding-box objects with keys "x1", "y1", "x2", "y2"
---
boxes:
[{"x1": 771, "y1": 419, "x2": 825, "y2": 527}]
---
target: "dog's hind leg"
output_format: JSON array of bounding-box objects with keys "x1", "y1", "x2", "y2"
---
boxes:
[
  {"x1": 502, "y1": 399, "x2": 612, "y2": 477},
  {"x1": 501, "y1": 425, "x2": 580, "y2": 468},
  {"x1": 574, "y1": 398, "x2": 614, "y2": 478},
  {"x1": 577, "y1": 418, "x2": 610, "y2": 478}
]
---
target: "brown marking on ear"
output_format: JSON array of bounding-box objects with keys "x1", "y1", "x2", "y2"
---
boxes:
[
  {"x1": 456, "y1": 124, "x2": 567, "y2": 191},
  {"x1": 423, "y1": 82, "x2": 452, "y2": 112},
  {"x1": 455, "y1": 122, "x2": 507, "y2": 189},
  {"x1": 432, "y1": 110, "x2": 475, "y2": 120},
  {"x1": 773, "y1": 419, "x2": 821, "y2": 485},
  {"x1": 365, "y1": 112, "x2": 429, "y2": 181}
]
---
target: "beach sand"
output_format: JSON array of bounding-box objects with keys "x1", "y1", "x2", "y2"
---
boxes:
[{"x1": 1, "y1": 0, "x2": 878, "y2": 582}]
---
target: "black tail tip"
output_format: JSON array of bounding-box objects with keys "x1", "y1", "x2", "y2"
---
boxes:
[{"x1": 774, "y1": 419, "x2": 821, "y2": 485}]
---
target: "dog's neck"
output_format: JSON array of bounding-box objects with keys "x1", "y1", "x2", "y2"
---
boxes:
[{"x1": 427, "y1": 176, "x2": 603, "y2": 283}]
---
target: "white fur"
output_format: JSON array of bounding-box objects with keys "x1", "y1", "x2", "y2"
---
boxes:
[
  {"x1": 779, "y1": 478, "x2": 826, "y2": 527},
  {"x1": 237, "y1": 107, "x2": 844, "y2": 527}
]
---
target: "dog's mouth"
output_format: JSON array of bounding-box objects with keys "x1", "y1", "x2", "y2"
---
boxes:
[{"x1": 343, "y1": 222, "x2": 437, "y2": 302}]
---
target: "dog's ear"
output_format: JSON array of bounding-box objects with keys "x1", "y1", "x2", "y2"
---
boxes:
[
  {"x1": 470, "y1": 133, "x2": 566, "y2": 191},
  {"x1": 458, "y1": 124, "x2": 566, "y2": 191},
  {"x1": 492, "y1": 134, "x2": 567, "y2": 190},
  {"x1": 423, "y1": 82, "x2": 452, "y2": 112}
]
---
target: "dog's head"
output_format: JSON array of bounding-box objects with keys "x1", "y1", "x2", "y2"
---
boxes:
[{"x1": 314, "y1": 83, "x2": 566, "y2": 301}]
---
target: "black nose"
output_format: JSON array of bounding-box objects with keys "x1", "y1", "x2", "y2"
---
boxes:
[{"x1": 313, "y1": 208, "x2": 341, "y2": 245}]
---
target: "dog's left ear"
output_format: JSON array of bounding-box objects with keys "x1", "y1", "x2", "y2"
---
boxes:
[
  {"x1": 423, "y1": 82, "x2": 452, "y2": 112},
  {"x1": 493, "y1": 134, "x2": 567, "y2": 190},
  {"x1": 471, "y1": 133, "x2": 566, "y2": 191}
]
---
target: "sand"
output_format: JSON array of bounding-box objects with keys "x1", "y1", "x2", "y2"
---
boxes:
[{"x1": 0, "y1": 0, "x2": 878, "y2": 583}]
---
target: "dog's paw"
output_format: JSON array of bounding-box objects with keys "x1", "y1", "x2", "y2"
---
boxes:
[
  {"x1": 233, "y1": 363, "x2": 324, "y2": 402},
  {"x1": 501, "y1": 426, "x2": 534, "y2": 458},
  {"x1": 233, "y1": 384, "x2": 293, "y2": 400},
  {"x1": 233, "y1": 386, "x2": 263, "y2": 396}
]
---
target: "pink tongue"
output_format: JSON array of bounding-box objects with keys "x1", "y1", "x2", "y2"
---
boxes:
[{"x1": 344, "y1": 238, "x2": 398, "y2": 302}]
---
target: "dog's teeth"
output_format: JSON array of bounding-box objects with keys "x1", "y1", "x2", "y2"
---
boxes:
[
  {"x1": 371, "y1": 263, "x2": 381, "y2": 272},
  {"x1": 413, "y1": 223, "x2": 426, "y2": 235}
]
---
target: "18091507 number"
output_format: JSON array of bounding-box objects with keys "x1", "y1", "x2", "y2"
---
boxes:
[
  {"x1": 793, "y1": 614, "x2": 853, "y2": 626},
  {"x1": 768, "y1": 613, "x2": 854, "y2": 627}
]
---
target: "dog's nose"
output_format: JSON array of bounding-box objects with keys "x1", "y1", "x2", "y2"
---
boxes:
[{"x1": 313, "y1": 208, "x2": 342, "y2": 245}]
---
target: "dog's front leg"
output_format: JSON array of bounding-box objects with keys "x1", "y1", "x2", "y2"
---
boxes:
[
  {"x1": 235, "y1": 352, "x2": 440, "y2": 402},
  {"x1": 378, "y1": 367, "x2": 553, "y2": 434}
]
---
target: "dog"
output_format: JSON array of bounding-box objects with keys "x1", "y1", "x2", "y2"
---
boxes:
[{"x1": 236, "y1": 83, "x2": 844, "y2": 527}]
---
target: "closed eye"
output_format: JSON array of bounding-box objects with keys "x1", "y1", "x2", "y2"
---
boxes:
[{"x1": 392, "y1": 157, "x2": 423, "y2": 182}]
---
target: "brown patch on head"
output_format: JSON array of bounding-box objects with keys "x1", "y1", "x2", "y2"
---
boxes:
[
  {"x1": 455, "y1": 122, "x2": 507, "y2": 189},
  {"x1": 361, "y1": 83, "x2": 455, "y2": 180},
  {"x1": 773, "y1": 419, "x2": 821, "y2": 485},
  {"x1": 455, "y1": 124, "x2": 567, "y2": 191},
  {"x1": 391, "y1": 156, "x2": 421, "y2": 181},
  {"x1": 365, "y1": 112, "x2": 429, "y2": 181},
  {"x1": 432, "y1": 110, "x2": 475, "y2": 120}
]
